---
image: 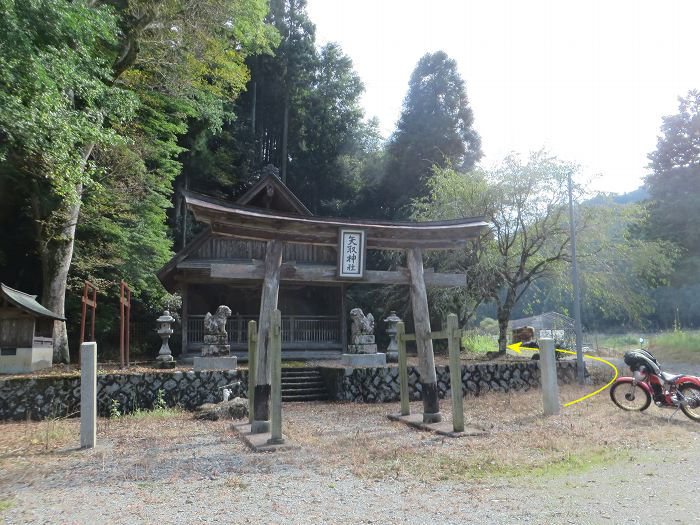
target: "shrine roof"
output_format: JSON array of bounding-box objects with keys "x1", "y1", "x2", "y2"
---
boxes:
[
  {"x1": 0, "y1": 283, "x2": 65, "y2": 320},
  {"x1": 182, "y1": 190, "x2": 488, "y2": 250},
  {"x1": 235, "y1": 173, "x2": 312, "y2": 215}
]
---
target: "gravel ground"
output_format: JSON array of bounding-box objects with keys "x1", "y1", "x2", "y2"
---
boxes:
[{"x1": 1, "y1": 386, "x2": 699, "y2": 524}]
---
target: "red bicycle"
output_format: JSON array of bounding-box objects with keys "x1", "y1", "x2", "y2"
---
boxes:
[{"x1": 610, "y1": 349, "x2": 700, "y2": 422}]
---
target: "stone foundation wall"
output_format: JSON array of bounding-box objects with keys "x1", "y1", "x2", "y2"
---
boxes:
[
  {"x1": 0, "y1": 361, "x2": 579, "y2": 420},
  {"x1": 0, "y1": 370, "x2": 248, "y2": 421},
  {"x1": 324, "y1": 361, "x2": 578, "y2": 403}
]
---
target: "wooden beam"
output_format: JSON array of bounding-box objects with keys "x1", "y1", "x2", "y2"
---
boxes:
[
  {"x1": 406, "y1": 247, "x2": 441, "y2": 424},
  {"x1": 210, "y1": 222, "x2": 472, "y2": 250},
  {"x1": 206, "y1": 262, "x2": 466, "y2": 287},
  {"x1": 251, "y1": 239, "x2": 283, "y2": 434}
]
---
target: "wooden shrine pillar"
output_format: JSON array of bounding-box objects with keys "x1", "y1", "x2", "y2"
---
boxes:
[
  {"x1": 340, "y1": 283, "x2": 348, "y2": 351},
  {"x1": 180, "y1": 283, "x2": 188, "y2": 355},
  {"x1": 406, "y1": 247, "x2": 441, "y2": 423},
  {"x1": 252, "y1": 239, "x2": 284, "y2": 434}
]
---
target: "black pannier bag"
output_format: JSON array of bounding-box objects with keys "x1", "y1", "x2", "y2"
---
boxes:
[{"x1": 623, "y1": 349, "x2": 661, "y2": 375}]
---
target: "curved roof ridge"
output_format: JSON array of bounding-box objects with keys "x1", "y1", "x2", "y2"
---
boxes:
[{"x1": 1, "y1": 283, "x2": 65, "y2": 321}]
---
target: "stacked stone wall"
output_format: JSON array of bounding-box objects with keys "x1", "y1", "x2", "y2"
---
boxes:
[
  {"x1": 0, "y1": 370, "x2": 247, "y2": 421},
  {"x1": 0, "y1": 361, "x2": 579, "y2": 420},
  {"x1": 326, "y1": 361, "x2": 578, "y2": 403}
]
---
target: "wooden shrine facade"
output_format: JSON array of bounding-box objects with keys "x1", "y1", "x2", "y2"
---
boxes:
[{"x1": 158, "y1": 173, "x2": 487, "y2": 360}]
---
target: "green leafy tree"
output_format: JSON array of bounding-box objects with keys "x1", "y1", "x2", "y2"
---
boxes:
[
  {"x1": 382, "y1": 51, "x2": 482, "y2": 218},
  {"x1": 290, "y1": 43, "x2": 366, "y2": 214},
  {"x1": 0, "y1": 0, "x2": 136, "y2": 362},
  {"x1": 513, "y1": 200, "x2": 678, "y2": 330},
  {"x1": 414, "y1": 153, "x2": 579, "y2": 354},
  {"x1": 0, "y1": 0, "x2": 277, "y2": 362}
]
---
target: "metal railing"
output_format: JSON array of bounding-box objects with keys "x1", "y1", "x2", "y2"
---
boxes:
[{"x1": 187, "y1": 315, "x2": 340, "y2": 345}]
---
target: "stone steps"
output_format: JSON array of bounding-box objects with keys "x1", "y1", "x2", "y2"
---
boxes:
[{"x1": 281, "y1": 367, "x2": 328, "y2": 402}]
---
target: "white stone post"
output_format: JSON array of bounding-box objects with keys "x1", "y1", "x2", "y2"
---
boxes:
[
  {"x1": 80, "y1": 342, "x2": 97, "y2": 448},
  {"x1": 539, "y1": 338, "x2": 560, "y2": 416}
]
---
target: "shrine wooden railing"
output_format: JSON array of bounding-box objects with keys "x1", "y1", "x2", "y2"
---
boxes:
[{"x1": 187, "y1": 315, "x2": 341, "y2": 346}]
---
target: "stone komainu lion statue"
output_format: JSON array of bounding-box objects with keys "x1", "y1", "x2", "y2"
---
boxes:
[
  {"x1": 350, "y1": 308, "x2": 375, "y2": 338},
  {"x1": 204, "y1": 305, "x2": 232, "y2": 336}
]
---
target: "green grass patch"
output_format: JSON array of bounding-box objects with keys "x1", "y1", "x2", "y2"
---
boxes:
[
  {"x1": 0, "y1": 500, "x2": 13, "y2": 511},
  {"x1": 593, "y1": 330, "x2": 700, "y2": 363},
  {"x1": 281, "y1": 360, "x2": 310, "y2": 368},
  {"x1": 462, "y1": 332, "x2": 498, "y2": 354},
  {"x1": 649, "y1": 330, "x2": 700, "y2": 364},
  {"x1": 125, "y1": 407, "x2": 181, "y2": 420},
  {"x1": 359, "y1": 447, "x2": 631, "y2": 482},
  {"x1": 596, "y1": 333, "x2": 641, "y2": 349}
]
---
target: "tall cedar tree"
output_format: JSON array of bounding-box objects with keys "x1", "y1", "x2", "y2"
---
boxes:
[
  {"x1": 646, "y1": 90, "x2": 700, "y2": 280},
  {"x1": 381, "y1": 51, "x2": 482, "y2": 218},
  {"x1": 176, "y1": 0, "x2": 316, "y2": 206},
  {"x1": 178, "y1": 3, "x2": 370, "y2": 219},
  {"x1": 291, "y1": 43, "x2": 365, "y2": 214}
]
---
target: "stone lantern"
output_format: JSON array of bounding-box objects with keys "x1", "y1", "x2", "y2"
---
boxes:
[
  {"x1": 156, "y1": 310, "x2": 176, "y2": 368},
  {"x1": 384, "y1": 311, "x2": 402, "y2": 362}
]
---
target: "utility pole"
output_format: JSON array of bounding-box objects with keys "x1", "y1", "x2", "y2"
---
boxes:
[{"x1": 568, "y1": 171, "x2": 585, "y2": 384}]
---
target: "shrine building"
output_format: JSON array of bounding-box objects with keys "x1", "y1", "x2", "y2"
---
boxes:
[{"x1": 158, "y1": 173, "x2": 487, "y2": 360}]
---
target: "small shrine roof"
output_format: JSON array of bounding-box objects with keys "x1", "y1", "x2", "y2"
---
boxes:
[{"x1": 0, "y1": 283, "x2": 65, "y2": 320}]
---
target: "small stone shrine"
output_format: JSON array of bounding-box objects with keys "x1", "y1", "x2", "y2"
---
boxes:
[
  {"x1": 341, "y1": 308, "x2": 386, "y2": 366},
  {"x1": 193, "y1": 305, "x2": 238, "y2": 371}
]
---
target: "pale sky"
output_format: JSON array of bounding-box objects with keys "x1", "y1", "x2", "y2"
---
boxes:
[{"x1": 307, "y1": 0, "x2": 700, "y2": 194}]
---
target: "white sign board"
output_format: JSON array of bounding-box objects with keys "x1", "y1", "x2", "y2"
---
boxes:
[{"x1": 338, "y1": 229, "x2": 366, "y2": 279}]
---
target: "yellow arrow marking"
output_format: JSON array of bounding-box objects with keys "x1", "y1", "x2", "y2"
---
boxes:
[
  {"x1": 506, "y1": 342, "x2": 619, "y2": 405},
  {"x1": 507, "y1": 341, "x2": 523, "y2": 353},
  {"x1": 555, "y1": 349, "x2": 619, "y2": 406}
]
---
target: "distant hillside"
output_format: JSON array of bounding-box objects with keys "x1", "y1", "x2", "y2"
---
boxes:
[
  {"x1": 587, "y1": 186, "x2": 649, "y2": 206},
  {"x1": 613, "y1": 187, "x2": 648, "y2": 204}
]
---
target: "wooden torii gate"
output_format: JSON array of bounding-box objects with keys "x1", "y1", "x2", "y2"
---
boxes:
[{"x1": 183, "y1": 191, "x2": 487, "y2": 430}]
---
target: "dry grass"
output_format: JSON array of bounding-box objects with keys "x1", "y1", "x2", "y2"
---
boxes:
[
  {"x1": 1, "y1": 385, "x2": 697, "y2": 492},
  {"x1": 0, "y1": 409, "x2": 235, "y2": 491},
  {"x1": 283, "y1": 384, "x2": 698, "y2": 482}
]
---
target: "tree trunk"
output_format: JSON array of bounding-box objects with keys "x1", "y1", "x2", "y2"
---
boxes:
[
  {"x1": 497, "y1": 313, "x2": 509, "y2": 354},
  {"x1": 33, "y1": 143, "x2": 94, "y2": 364},
  {"x1": 496, "y1": 289, "x2": 517, "y2": 355},
  {"x1": 280, "y1": 92, "x2": 289, "y2": 183},
  {"x1": 37, "y1": 184, "x2": 84, "y2": 364},
  {"x1": 406, "y1": 248, "x2": 441, "y2": 423}
]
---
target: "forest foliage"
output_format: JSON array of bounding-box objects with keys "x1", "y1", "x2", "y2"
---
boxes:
[{"x1": 1, "y1": 0, "x2": 698, "y2": 360}]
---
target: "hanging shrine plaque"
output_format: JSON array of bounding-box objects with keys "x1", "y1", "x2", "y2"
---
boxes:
[{"x1": 338, "y1": 228, "x2": 366, "y2": 279}]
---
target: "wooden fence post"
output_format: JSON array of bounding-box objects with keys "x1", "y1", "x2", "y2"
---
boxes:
[
  {"x1": 247, "y1": 320, "x2": 257, "y2": 425},
  {"x1": 397, "y1": 321, "x2": 410, "y2": 416},
  {"x1": 268, "y1": 310, "x2": 284, "y2": 444},
  {"x1": 447, "y1": 314, "x2": 464, "y2": 432}
]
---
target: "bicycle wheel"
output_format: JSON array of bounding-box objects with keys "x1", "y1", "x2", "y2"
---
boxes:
[
  {"x1": 679, "y1": 384, "x2": 700, "y2": 422},
  {"x1": 609, "y1": 381, "x2": 651, "y2": 412}
]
